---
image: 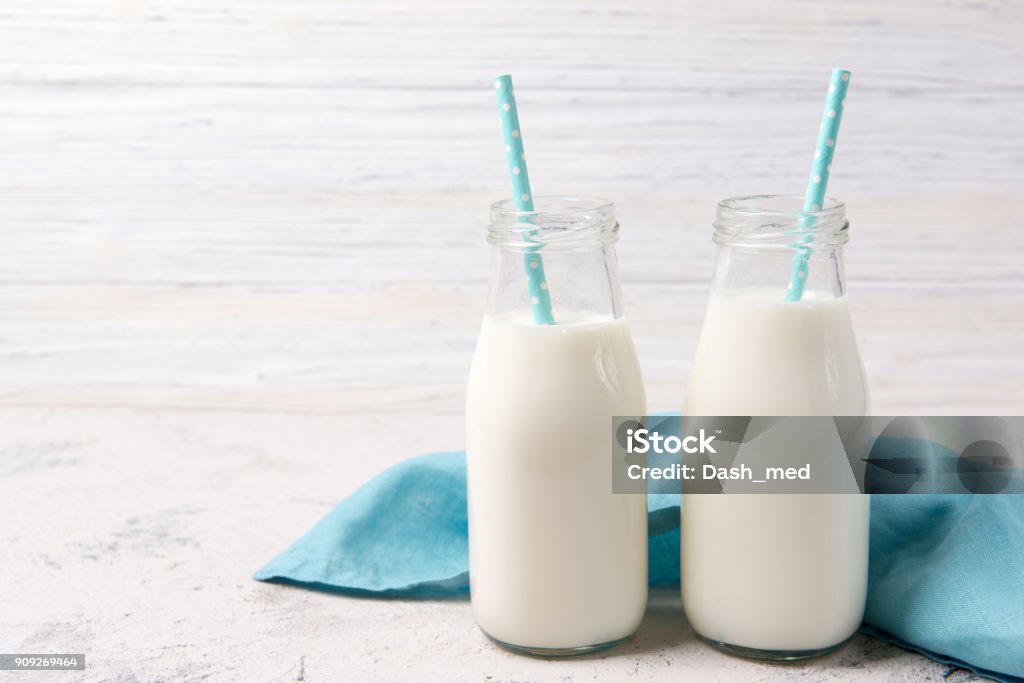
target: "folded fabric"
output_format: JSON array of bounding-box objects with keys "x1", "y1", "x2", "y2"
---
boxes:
[{"x1": 255, "y1": 452, "x2": 1024, "y2": 682}]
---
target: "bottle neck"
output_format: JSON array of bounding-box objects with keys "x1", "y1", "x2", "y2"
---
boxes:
[
  {"x1": 485, "y1": 197, "x2": 625, "y2": 322},
  {"x1": 711, "y1": 194, "x2": 850, "y2": 300},
  {"x1": 711, "y1": 244, "x2": 848, "y2": 299},
  {"x1": 486, "y1": 244, "x2": 625, "y2": 320}
]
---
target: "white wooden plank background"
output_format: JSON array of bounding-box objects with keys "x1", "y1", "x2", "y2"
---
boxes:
[{"x1": 0, "y1": 0, "x2": 1021, "y2": 681}]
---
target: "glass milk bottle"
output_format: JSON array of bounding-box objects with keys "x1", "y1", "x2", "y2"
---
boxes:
[
  {"x1": 466, "y1": 196, "x2": 647, "y2": 656},
  {"x1": 682, "y1": 195, "x2": 870, "y2": 659}
]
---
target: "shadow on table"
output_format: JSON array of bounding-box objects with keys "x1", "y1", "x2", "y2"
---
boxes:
[
  {"x1": 579, "y1": 590, "x2": 913, "y2": 670},
  {"x1": 257, "y1": 581, "x2": 923, "y2": 672},
  {"x1": 572, "y1": 586, "x2": 695, "y2": 659}
]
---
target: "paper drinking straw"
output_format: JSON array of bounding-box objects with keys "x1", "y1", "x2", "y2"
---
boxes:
[
  {"x1": 785, "y1": 68, "x2": 851, "y2": 302},
  {"x1": 493, "y1": 74, "x2": 555, "y2": 325}
]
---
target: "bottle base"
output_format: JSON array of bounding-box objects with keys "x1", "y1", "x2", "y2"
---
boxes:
[
  {"x1": 699, "y1": 634, "x2": 852, "y2": 662},
  {"x1": 484, "y1": 631, "x2": 631, "y2": 658}
]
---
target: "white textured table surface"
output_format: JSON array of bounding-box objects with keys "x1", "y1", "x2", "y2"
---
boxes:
[
  {"x1": 0, "y1": 410, "x2": 996, "y2": 683},
  {"x1": 1, "y1": 0, "x2": 1021, "y2": 681}
]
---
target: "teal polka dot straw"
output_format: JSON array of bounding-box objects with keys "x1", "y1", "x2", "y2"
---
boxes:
[
  {"x1": 785, "y1": 68, "x2": 851, "y2": 302},
  {"x1": 493, "y1": 74, "x2": 555, "y2": 325}
]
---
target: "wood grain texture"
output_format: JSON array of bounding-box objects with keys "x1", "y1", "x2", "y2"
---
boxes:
[
  {"x1": 0, "y1": 0, "x2": 1021, "y2": 415},
  {"x1": 0, "y1": 0, "x2": 1020, "y2": 680}
]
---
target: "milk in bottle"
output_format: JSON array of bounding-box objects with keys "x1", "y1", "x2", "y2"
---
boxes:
[
  {"x1": 466, "y1": 197, "x2": 647, "y2": 655},
  {"x1": 682, "y1": 195, "x2": 870, "y2": 659}
]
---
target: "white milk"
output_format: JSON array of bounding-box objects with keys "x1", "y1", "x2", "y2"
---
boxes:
[
  {"x1": 466, "y1": 313, "x2": 647, "y2": 652},
  {"x1": 682, "y1": 288, "x2": 870, "y2": 654}
]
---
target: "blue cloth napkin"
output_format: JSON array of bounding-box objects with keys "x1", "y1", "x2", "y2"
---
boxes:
[{"x1": 255, "y1": 451, "x2": 1024, "y2": 682}]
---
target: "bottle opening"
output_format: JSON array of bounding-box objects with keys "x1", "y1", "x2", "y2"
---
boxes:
[
  {"x1": 714, "y1": 194, "x2": 848, "y2": 249},
  {"x1": 488, "y1": 196, "x2": 618, "y2": 250}
]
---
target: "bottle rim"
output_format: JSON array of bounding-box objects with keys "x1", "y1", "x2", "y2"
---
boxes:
[
  {"x1": 714, "y1": 194, "x2": 849, "y2": 249},
  {"x1": 488, "y1": 195, "x2": 618, "y2": 250}
]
